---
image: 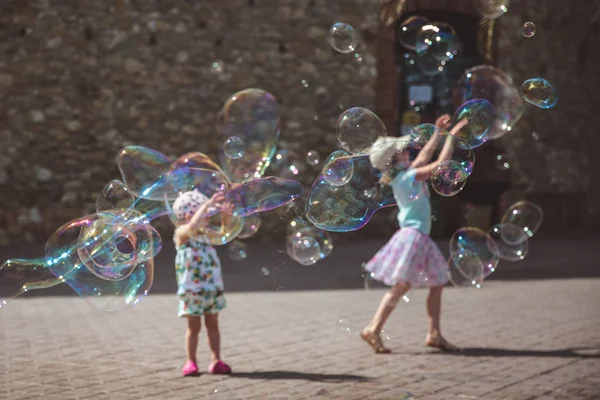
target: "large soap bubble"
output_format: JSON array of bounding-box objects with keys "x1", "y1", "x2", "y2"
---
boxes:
[
  {"x1": 285, "y1": 218, "x2": 333, "y2": 266},
  {"x1": 323, "y1": 150, "x2": 354, "y2": 187},
  {"x1": 216, "y1": 88, "x2": 281, "y2": 183},
  {"x1": 520, "y1": 78, "x2": 558, "y2": 109},
  {"x1": 398, "y1": 16, "x2": 430, "y2": 51},
  {"x1": 223, "y1": 177, "x2": 304, "y2": 217},
  {"x1": 448, "y1": 249, "x2": 485, "y2": 289},
  {"x1": 500, "y1": 201, "x2": 543, "y2": 244},
  {"x1": 453, "y1": 65, "x2": 526, "y2": 140},
  {"x1": 415, "y1": 22, "x2": 461, "y2": 62},
  {"x1": 96, "y1": 180, "x2": 135, "y2": 213},
  {"x1": 488, "y1": 224, "x2": 529, "y2": 262},
  {"x1": 337, "y1": 107, "x2": 387, "y2": 154},
  {"x1": 451, "y1": 99, "x2": 497, "y2": 149},
  {"x1": 329, "y1": 22, "x2": 357, "y2": 53},
  {"x1": 116, "y1": 146, "x2": 173, "y2": 200},
  {"x1": 306, "y1": 154, "x2": 395, "y2": 232},
  {"x1": 450, "y1": 227, "x2": 500, "y2": 279}
]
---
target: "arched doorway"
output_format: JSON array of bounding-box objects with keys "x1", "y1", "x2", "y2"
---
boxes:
[{"x1": 377, "y1": 0, "x2": 510, "y2": 237}]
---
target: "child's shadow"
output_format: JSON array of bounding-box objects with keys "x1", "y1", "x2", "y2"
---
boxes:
[
  {"x1": 405, "y1": 346, "x2": 600, "y2": 359},
  {"x1": 231, "y1": 370, "x2": 371, "y2": 383}
]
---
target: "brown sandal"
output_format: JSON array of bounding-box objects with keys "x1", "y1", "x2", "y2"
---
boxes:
[
  {"x1": 425, "y1": 331, "x2": 461, "y2": 352},
  {"x1": 360, "y1": 330, "x2": 392, "y2": 354}
]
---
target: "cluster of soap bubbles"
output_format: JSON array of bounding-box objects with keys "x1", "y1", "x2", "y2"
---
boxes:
[
  {"x1": 448, "y1": 201, "x2": 544, "y2": 289},
  {"x1": 286, "y1": 217, "x2": 333, "y2": 266},
  {"x1": 398, "y1": 16, "x2": 462, "y2": 76},
  {"x1": 0, "y1": 88, "x2": 318, "y2": 312}
]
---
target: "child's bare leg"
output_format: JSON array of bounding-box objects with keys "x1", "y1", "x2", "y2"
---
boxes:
[
  {"x1": 204, "y1": 313, "x2": 221, "y2": 364},
  {"x1": 366, "y1": 281, "x2": 411, "y2": 333},
  {"x1": 427, "y1": 285, "x2": 443, "y2": 335},
  {"x1": 425, "y1": 286, "x2": 459, "y2": 351},
  {"x1": 361, "y1": 282, "x2": 410, "y2": 353},
  {"x1": 186, "y1": 316, "x2": 202, "y2": 363}
]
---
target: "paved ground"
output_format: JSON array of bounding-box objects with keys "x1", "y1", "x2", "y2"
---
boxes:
[
  {"x1": 1, "y1": 235, "x2": 600, "y2": 399},
  {"x1": 1, "y1": 279, "x2": 600, "y2": 399}
]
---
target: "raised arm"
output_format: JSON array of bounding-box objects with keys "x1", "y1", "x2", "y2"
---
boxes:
[
  {"x1": 411, "y1": 114, "x2": 451, "y2": 168},
  {"x1": 413, "y1": 119, "x2": 468, "y2": 181}
]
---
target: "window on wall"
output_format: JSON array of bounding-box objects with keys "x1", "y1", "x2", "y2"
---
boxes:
[{"x1": 396, "y1": 10, "x2": 483, "y2": 135}]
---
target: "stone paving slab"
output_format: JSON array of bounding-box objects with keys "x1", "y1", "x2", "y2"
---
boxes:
[{"x1": 1, "y1": 279, "x2": 600, "y2": 399}]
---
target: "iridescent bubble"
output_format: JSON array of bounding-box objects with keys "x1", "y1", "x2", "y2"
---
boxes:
[
  {"x1": 430, "y1": 164, "x2": 468, "y2": 197},
  {"x1": 170, "y1": 152, "x2": 226, "y2": 175},
  {"x1": 451, "y1": 99, "x2": 497, "y2": 149},
  {"x1": 306, "y1": 150, "x2": 320, "y2": 166},
  {"x1": 116, "y1": 146, "x2": 172, "y2": 200},
  {"x1": 0, "y1": 258, "x2": 64, "y2": 308},
  {"x1": 237, "y1": 214, "x2": 261, "y2": 239},
  {"x1": 216, "y1": 88, "x2": 281, "y2": 182},
  {"x1": 337, "y1": 107, "x2": 387, "y2": 154},
  {"x1": 500, "y1": 201, "x2": 544, "y2": 243},
  {"x1": 46, "y1": 215, "x2": 154, "y2": 312},
  {"x1": 410, "y1": 123, "x2": 439, "y2": 144},
  {"x1": 336, "y1": 317, "x2": 352, "y2": 333},
  {"x1": 398, "y1": 16, "x2": 430, "y2": 50},
  {"x1": 77, "y1": 210, "x2": 161, "y2": 281},
  {"x1": 448, "y1": 249, "x2": 485, "y2": 289},
  {"x1": 329, "y1": 22, "x2": 357, "y2": 53},
  {"x1": 223, "y1": 136, "x2": 245, "y2": 159},
  {"x1": 223, "y1": 177, "x2": 304, "y2": 217},
  {"x1": 474, "y1": 0, "x2": 509, "y2": 19},
  {"x1": 163, "y1": 168, "x2": 244, "y2": 245},
  {"x1": 306, "y1": 155, "x2": 395, "y2": 232},
  {"x1": 450, "y1": 227, "x2": 500, "y2": 278},
  {"x1": 453, "y1": 65, "x2": 526, "y2": 140},
  {"x1": 520, "y1": 78, "x2": 558, "y2": 109},
  {"x1": 211, "y1": 60, "x2": 224, "y2": 74},
  {"x1": 289, "y1": 236, "x2": 321, "y2": 266},
  {"x1": 323, "y1": 150, "x2": 354, "y2": 187},
  {"x1": 488, "y1": 224, "x2": 529, "y2": 262},
  {"x1": 96, "y1": 180, "x2": 135, "y2": 213},
  {"x1": 411, "y1": 126, "x2": 475, "y2": 176},
  {"x1": 415, "y1": 22, "x2": 462, "y2": 62},
  {"x1": 522, "y1": 22, "x2": 536, "y2": 37},
  {"x1": 228, "y1": 240, "x2": 248, "y2": 262},
  {"x1": 494, "y1": 154, "x2": 510, "y2": 171}
]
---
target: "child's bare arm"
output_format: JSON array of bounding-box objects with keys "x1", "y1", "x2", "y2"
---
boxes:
[{"x1": 411, "y1": 114, "x2": 450, "y2": 168}]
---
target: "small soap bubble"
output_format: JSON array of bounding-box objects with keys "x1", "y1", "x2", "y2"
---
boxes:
[
  {"x1": 532, "y1": 132, "x2": 540, "y2": 140},
  {"x1": 228, "y1": 240, "x2": 247, "y2": 262},
  {"x1": 210, "y1": 385, "x2": 232, "y2": 396},
  {"x1": 211, "y1": 60, "x2": 224, "y2": 73},
  {"x1": 223, "y1": 136, "x2": 245, "y2": 159},
  {"x1": 520, "y1": 78, "x2": 558, "y2": 109},
  {"x1": 337, "y1": 317, "x2": 351, "y2": 333},
  {"x1": 522, "y1": 22, "x2": 536, "y2": 37},
  {"x1": 260, "y1": 266, "x2": 270, "y2": 276},
  {"x1": 306, "y1": 150, "x2": 320, "y2": 166},
  {"x1": 301, "y1": 79, "x2": 309, "y2": 88},
  {"x1": 329, "y1": 22, "x2": 357, "y2": 53},
  {"x1": 495, "y1": 154, "x2": 510, "y2": 170}
]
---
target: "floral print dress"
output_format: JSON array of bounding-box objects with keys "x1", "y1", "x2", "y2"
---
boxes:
[{"x1": 175, "y1": 236, "x2": 226, "y2": 317}]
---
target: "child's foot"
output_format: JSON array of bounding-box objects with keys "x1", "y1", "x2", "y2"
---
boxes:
[
  {"x1": 360, "y1": 330, "x2": 392, "y2": 354},
  {"x1": 209, "y1": 360, "x2": 232, "y2": 375},
  {"x1": 425, "y1": 331, "x2": 460, "y2": 352},
  {"x1": 182, "y1": 361, "x2": 200, "y2": 376}
]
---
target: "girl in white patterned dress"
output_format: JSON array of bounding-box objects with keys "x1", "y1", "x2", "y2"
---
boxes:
[
  {"x1": 173, "y1": 190, "x2": 232, "y2": 376},
  {"x1": 360, "y1": 115, "x2": 468, "y2": 354}
]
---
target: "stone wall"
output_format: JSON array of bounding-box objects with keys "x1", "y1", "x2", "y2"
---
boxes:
[
  {"x1": 494, "y1": 0, "x2": 600, "y2": 232},
  {"x1": 0, "y1": 0, "x2": 380, "y2": 245}
]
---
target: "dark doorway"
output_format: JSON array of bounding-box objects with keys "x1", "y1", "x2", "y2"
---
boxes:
[{"x1": 395, "y1": 10, "x2": 510, "y2": 237}]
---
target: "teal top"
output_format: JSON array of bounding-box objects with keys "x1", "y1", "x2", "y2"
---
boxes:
[{"x1": 390, "y1": 168, "x2": 432, "y2": 235}]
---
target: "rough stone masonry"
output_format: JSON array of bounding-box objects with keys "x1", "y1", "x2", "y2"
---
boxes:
[{"x1": 0, "y1": 0, "x2": 598, "y2": 246}]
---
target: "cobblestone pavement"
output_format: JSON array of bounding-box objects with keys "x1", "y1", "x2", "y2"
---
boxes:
[{"x1": 1, "y1": 277, "x2": 599, "y2": 400}]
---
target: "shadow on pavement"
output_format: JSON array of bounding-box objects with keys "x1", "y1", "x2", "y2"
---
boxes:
[
  {"x1": 231, "y1": 370, "x2": 371, "y2": 382},
  {"x1": 1, "y1": 234, "x2": 599, "y2": 297},
  {"x1": 412, "y1": 346, "x2": 600, "y2": 359}
]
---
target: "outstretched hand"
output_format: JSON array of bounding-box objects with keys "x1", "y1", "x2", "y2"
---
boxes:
[
  {"x1": 449, "y1": 119, "x2": 469, "y2": 136},
  {"x1": 435, "y1": 114, "x2": 451, "y2": 130}
]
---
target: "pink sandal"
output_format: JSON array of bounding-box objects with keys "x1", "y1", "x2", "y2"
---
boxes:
[
  {"x1": 209, "y1": 360, "x2": 232, "y2": 375},
  {"x1": 182, "y1": 361, "x2": 199, "y2": 376}
]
